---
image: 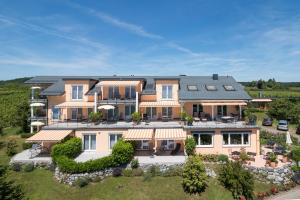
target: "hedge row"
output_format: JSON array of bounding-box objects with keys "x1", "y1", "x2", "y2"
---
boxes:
[{"x1": 52, "y1": 138, "x2": 134, "y2": 174}]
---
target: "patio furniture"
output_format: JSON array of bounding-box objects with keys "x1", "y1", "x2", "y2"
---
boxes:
[
  {"x1": 29, "y1": 143, "x2": 42, "y2": 158},
  {"x1": 273, "y1": 146, "x2": 286, "y2": 155},
  {"x1": 200, "y1": 112, "x2": 208, "y2": 121},
  {"x1": 231, "y1": 151, "x2": 240, "y2": 160},
  {"x1": 171, "y1": 143, "x2": 181, "y2": 155},
  {"x1": 193, "y1": 117, "x2": 200, "y2": 122},
  {"x1": 247, "y1": 152, "x2": 256, "y2": 161},
  {"x1": 162, "y1": 116, "x2": 169, "y2": 122},
  {"x1": 221, "y1": 116, "x2": 234, "y2": 123}
]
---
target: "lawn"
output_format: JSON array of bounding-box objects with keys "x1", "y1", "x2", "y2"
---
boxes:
[{"x1": 0, "y1": 127, "x2": 273, "y2": 200}]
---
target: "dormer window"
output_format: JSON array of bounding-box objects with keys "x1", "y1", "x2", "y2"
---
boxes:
[
  {"x1": 206, "y1": 85, "x2": 217, "y2": 91},
  {"x1": 72, "y1": 85, "x2": 83, "y2": 100},
  {"x1": 187, "y1": 85, "x2": 198, "y2": 91},
  {"x1": 224, "y1": 85, "x2": 235, "y2": 91}
]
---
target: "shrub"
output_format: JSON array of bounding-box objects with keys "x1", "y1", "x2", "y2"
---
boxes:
[
  {"x1": 51, "y1": 137, "x2": 82, "y2": 160},
  {"x1": 88, "y1": 112, "x2": 103, "y2": 122},
  {"x1": 200, "y1": 154, "x2": 218, "y2": 162},
  {"x1": 23, "y1": 163, "x2": 34, "y2": 172},
  {"x1": 130, "y1": 158, "x2": 139, "y2": 169},
  {"x1": 268, "y1": 152, "x2": 278, "y2": 163},
  {"x1": 11, "y1": 163, "x2": 22, "y2": 172},
  {"x1": 20, "y1": 133, "x2": 35, "y2": 138},
  {"x1": 112, "y1": 167, "x2": 123, "y2": 177},
  {"x1": 74, "y1": 177, "x2": 89, "y2": 188},
  {"x1": 219, "y1": 161, "x2": 254, "y2": 200},
  {"x1": 112, "y1": 140, "x2": 134, "y2": 165},
  {"x1": 131, "y1": 112, "x2": 141, "y2": 123},
  {"x1": 185, "y1": 115, "x2": 193, "y2": 125},
  {"x1": 291, "y1": 146, "x2": 300, "y2": 165},
  {"x1": 218, "y1": 154, "x2": 229, "y2": 162},
  {"x1": 239, "y1": 150, "x2": 249, "y2": 162},
  {"x1": 185, "y1": 137, "x2": 196, "y2": 156},
  {"x1": 132, "y1": 168, "x2": 144, "y2": 176},
  {"x1": 22, "y1": 142, "x2": 32, "y2": 150},
  {"x1": 162, "y1": 166, "x2": 183, "y2": 177},
  {"x1": 148, "y1": 165, "x2": 161, "y2": 177},
  {"x1": 91, "y1": 176, "x2": 102, "y2": 183},
  {"x1": 122, "y1": 169, "x2": 133, "y2": 177},
  {"x1": 0, "y1": 141, "x2": 6, "y2": 149},
  {"x1": 6, "y1": 139, "x2": 18, "y2": 156},
  {"x1": 180, "y1": 111, "x2": 188, "y2": 121},
  {"x1": 182, "y1": 155, "x2": 207, "y2": 194}
]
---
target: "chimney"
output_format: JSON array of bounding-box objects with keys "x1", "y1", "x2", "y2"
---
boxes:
[{"x1": 212, "y1": 74, "x2": 218, "y2": 80}]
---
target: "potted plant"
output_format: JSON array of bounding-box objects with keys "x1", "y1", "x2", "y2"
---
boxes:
[
  {"x1": 88, "y1": 111, "x2": 103, "y2": 123},
  {"x1": 180, "y1": 111, "x2": 188, "y2": 125},
  {"x1": 131, "y1": 112, "x2": 141, "y2": 124},
  {"x1": 185, "y1": 115, "x2": 193, "y2": 126},
  {"x1": 269, "y1": 152, "x2": 278, "y2": 168}
]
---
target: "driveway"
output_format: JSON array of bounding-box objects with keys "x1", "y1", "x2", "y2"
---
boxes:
[
  {"x1": 267, "y1": 186, "x2": 300, "y2": 200},
  {"x1": 260, "y1": 125, "x2": 300, "y2": 142}
]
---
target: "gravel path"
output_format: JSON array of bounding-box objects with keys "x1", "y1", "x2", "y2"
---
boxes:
[{"x1": 267, "y1": 186, "x2": 300, "y2": 200}]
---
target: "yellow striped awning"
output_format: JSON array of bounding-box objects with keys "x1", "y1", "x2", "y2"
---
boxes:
[
  {"x1": 139, "y1": 101, "x2": 180, "y2": 107},
  {"x1": 155, "y1": 129, "x2": 186, "y2": 140},
  {"x1": 26, "y1": 130, "x2": 74, "y2": 142},
  {"x1": 124, "y1": 129, "x2": 153, "y2": 140},
  {"x1": 55, "y1": 102, "x2": 95, "y2": 108},
  {"x1": 97, "y1": 81, "x2": 140, "y2": 86}
]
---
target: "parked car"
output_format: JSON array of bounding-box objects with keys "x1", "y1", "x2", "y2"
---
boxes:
[
  {"x1": 277, "y1": 120, "x2": 289, "y2": 131},
  {"x1": 262, "y1": 117, "x2": 273, "y2": 126},
  {"x1": 296, "y1": 124, "x2": 300, "y2": 135}
]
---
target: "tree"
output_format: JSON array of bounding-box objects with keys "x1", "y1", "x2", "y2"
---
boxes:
[
  {"x1": 219, "y1": 161, "x2": 254, "y2": 200},
  {"x1": 182, "y1": 155, "x2": 207, "y2": 194},
  {"x1": 0, "y1": 165, "x2": 25, "y2": 200},
  {"x1": 185, "y1": 137, "x2": 196, "y2": 156},
  {"x1": 267, "y1": 99, "x2": 294, "y2": 120},
  {"x1": 15, "y1": 101, "x2": 30, "y2": 133},
  {"x1": 256, "y1": 79, "x2": 265, "y2": 89}
]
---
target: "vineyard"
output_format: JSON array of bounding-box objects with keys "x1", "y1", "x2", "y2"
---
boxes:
[{"x1": 0, "y1": 78, "x2": 30, "y2": 129}]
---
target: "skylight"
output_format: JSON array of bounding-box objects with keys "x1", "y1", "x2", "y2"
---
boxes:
[
  {"x1": 224, "y1": 85, "x2": 235, "y2": 91},
  {"x1": 187, "y1": 85, "x2": 198, "y2": 91},
  {"x1": 206, "y1": 85, "x2": 217, "y2": 91}
]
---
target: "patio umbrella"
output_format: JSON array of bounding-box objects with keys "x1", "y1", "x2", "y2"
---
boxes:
[
  {"x1": 31, "y1": 121, "x2": 45, "y2": 126},
  {"x1": 30, "y1": 103, "x2": 45, "y2": 107},
  {"x1": 98, "y1": 105, "x2": 115, "y2": 110},
  {"x1": 31, "y1": 86, "x2": 41, "y2": 89},
  {"x1": 286, "y1": 131, "x2": 293, "y2": 145}
]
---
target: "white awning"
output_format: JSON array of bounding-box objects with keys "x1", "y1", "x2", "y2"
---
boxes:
[
  {"x1": 31, "y1": 86, "x2": 41, "y2": 89},
  {"x1": 139, "y1": 101, "x2": 180, "y2": 107},
  {"x1": 96, "y1": 81, "x2": 140, "y2": 86},
  {"x1": 155, "y1": 129, "x2": 186, "y2": 140},
  {"x1": 251, "y1": 99, "x2": 272, "y2": 103},
  {"x1": 30, "y1": 103, "x2": 45, "y2": 107},
  {"x1": 98, "y1": 105, "x2": 115, "y2": 110},
  {"x1": 31, "y1": 121, "x2": 45, "y2": 126},
  {"x1": 124, "y1": 129, "x2": 153, "y2": 140},
  {"x1": 26, "y1": 130, "x2": 73, "y2": 142},
  {"x1": 56, "y1": 102, "x2": 94, "y2": 108},
  {"x1": 201, "y1": 102, "x2": 247, "y2": 106}
]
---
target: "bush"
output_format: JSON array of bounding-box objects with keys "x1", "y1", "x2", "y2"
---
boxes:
[
  {"x1": 132, "y1": 168, "x2": 144, "y2": 176},
  {"x1": 148, "y1": 165, "x2": 161, "y2": 177},
  {"x1": 200, "y1": 154, "x2": 218, "y2": 162},
  {"x1": 180, "y1": 111, "x2": 188, "y2": 121},
  {"x1": 218, "y1": 154, "x2": 229, "y2": 162},
  {"x1": 239, "y1": 150, "x2": 249, "y2": 162},
  {"x1": 6, "y1": 139, "x2": 18, "y2": 156},
  {"x1": 74, "y1": 177, "x2": 89, "y2": 188},
  {"x1": 219, "y1": 161, "x2": 254, "y2": 200},
  {"x1": 51, "y1": 138, "x2": 82, "y2": 161},
  {"x1": 268, "y1": 152, "x2": 278, "y2": 163},
  {"x1": 182, "y1": 155, "x2": 207, "y2": 194},
  {"x1": 291, "y1": 146, "x2": 300, "y2": 165},
  {"x1": 0, "y1": 141, "x2": 6, "y2": 149},
  {"x1": 112, "y1": 140, "x2": 134, "y2": 165},
  {"x1": 131, "y1": 112, "x2": 141, "y2": 123},
  {"x1": 185, "y1": 137, "x2": 196, "y2": 156},
  {"x1": 122, "y1": 169, "x2": 133, "y2": 177},
  {"x1": 22, "y1": 142, "x2": 32, "y2": 150},
  {"x1": 11, "y1": 163, "x2": 22, "y2": 172},
  {"x1": 185, "y1": 115, "x2": 193, "y2": 125},
  {"x1": 23, "y1": 163, "x2": 34, "y2": 172},
  {"x1": 130, "y1": 158, "x2": 139, "y2": 169},
  {"x1": 162, "y1": 166, "x2": 183, "y2": 177},
  {"x1": 112, "y1": 167, "x2": 123, "y2": 177},
  {"x1": 88, "y1": 112, "x2": 103, "y2": 122},
  {"x1": 20, "y1": 133, "x2": 35, "y2": 138}
]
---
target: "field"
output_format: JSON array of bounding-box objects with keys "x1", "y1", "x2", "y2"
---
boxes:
[
  {"x1": 0, "y1": 128, "x2": 273, "y2": 200},
  {"x1": 246, "y1": 87, "x2": 300, "y2": 98}
]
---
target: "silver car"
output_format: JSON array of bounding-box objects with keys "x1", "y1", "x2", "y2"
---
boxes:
[{"x1": 277, "y1": 120, "x2": 288, "y2": 131}]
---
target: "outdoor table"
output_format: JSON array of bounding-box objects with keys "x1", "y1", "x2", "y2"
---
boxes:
[{"x1": 221, "y1": 116, "x2": 234, "y2": 123}]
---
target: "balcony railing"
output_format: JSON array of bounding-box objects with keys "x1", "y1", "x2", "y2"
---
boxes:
[{"x1": 98, "y1": 98, "x2": 136, "y2": 105}]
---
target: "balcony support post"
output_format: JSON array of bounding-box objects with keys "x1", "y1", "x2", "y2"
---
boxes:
[
  {"x1": 94, "y1": 92, "x2": 98, "y2": 112},
  {"x1": 239, "y1": 105, "x2": 242, "y2": 120},
  {"x1": 135, "y1": 92, "x2": 139, "y2": 112},
  {"x1": 211, "y1": 105, "x2": 214, "y2": 121}
]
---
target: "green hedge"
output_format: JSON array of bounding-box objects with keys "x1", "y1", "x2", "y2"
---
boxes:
[{"x1": 52, "y1": 139, "x2": 134, "y2": 174}]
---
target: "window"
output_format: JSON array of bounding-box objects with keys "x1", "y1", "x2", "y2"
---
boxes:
[
  {"x1": 108, "y1": 86, "x2": 120, "y2": 99},
  {"x1": 72, "y1": 85, "x2": 83, "y2": 100},
  {"x1": 162, "y1": 107, "x2": 172, "y2": 118},
  {"x1": 193, "y1": 104, "x2": 203, "y2": 116},
  {"x1": 222, "y1": 132, "x2": 250, "y2": 146},
  {"x1": 83, "y1": 134, "x2": 96, "y2": 150},
  {"x1": 193, "y1": 132, "x2": 213, "y2": 147},
  {"x1": 125, "y1": 86, "x2": 136, "y2": 99},
  {"x1": 217, "y1": 105, "x2": 227, "y2": 116},
  {"x1": 224, "y1": 85, "x2": 235, "y2": 91},
  {"x1": 71, "y1": 108, "x2": 82, "y2": 120},
  {"x1": 109, "y1": 134, "x2": 122, "y2": 149},
  {"x1": 52, "y1": 107, "x2": 60, "y2": 120},
  {"x1": 206, "y1": 85, "x2": 217, "y2": 91},
  {"x1": 162, "y1": 85, "x2": 173, "y2": 99},
  {"x1": 125, "y1": 105, "x2": 135, "y2": 120},
  {"x1": 161, "y1": 140, "x2": 175, "y2": 150},
  {"x1": 136, "y1": 140, "x2": 150, "y2": 150},
  {"x1": 146, "y1": 107, "x2": 157, "y2": 120},
  {"x1": 187, "y1": 85, "x2": 198, "y2": 91}
]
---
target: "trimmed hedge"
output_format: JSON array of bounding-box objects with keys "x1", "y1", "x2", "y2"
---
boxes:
[{"x1": 52, "y1": 139, "x2": 134, "y2": 174}]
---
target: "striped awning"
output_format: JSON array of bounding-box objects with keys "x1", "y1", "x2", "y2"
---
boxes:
[
  {"x1": 139, "y1": 101, "x2": 180, "y2": 107},
  {"x1": 55, "y1": 102, "x2": 94, "y2": 108},
  {"x1": 26, "y1": 130, "x2": 73, "y2": 142},
  {"x1": 201, "y1": 102, "x2": 247, "y2": 106},
  {"x1": 124, "y1": 129, "x2": 153, "y2": 140},
  {"x1": 155, "y1": 129, "x2": 186, "y2": 140},
  {"x1": 251, "y1": 98, "x2": 272, "y2": 102},
  {"x1": 97, "y1": 81, "x2": 140, "y2": 86}
]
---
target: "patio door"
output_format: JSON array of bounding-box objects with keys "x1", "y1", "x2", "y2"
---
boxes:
[
  {"x1": 125, "y1": 105, "x2": 135, "y2": 120},
  {"x1": 146, "y1": 107, "x2": 157, "y2": 120},
  {"x1": 162, "y1": 107, "x2": 172, "y2": 119},
  {"x1": 192, "y1": 104, "x2": 203, "y2": 117},
  {"x1": 109, "y1": 134, "x2": 122, "y2": 149},
  {"x1": 161, "y1": 140, "x2": 175, "y2": 150},
  {"x1": 108, "y1": 107, "x2": 119, "y2": 121},
  {"x1": 136, "y1": 140, "x2": 150, "y2": 150},
  {"x1": 217, "y1": 105, "x2": 227, "y2": 116},
  {"x1": 71, "y1": 108, "x2": 82, "y2": 120},
  {"x1": 83, "y1": 134, "x2": 96, "y2": 151}
]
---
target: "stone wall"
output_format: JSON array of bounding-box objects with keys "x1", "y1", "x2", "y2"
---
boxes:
[{"x1": 244, "y1": 164, "x2": 294, "y2": 185}]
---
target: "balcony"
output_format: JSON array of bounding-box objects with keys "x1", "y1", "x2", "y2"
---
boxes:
[{"x1": 98, "y1": 98, "x2": 136, "y2": 105}]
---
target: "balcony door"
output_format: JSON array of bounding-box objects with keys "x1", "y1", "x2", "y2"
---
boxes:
[
  {"x1": 125, "y1": 86, "x2": 136, "y2": 99},
  {"x1": 146, "y1": 107, "x2": 157, "y2": 120},
  {"x1": 108, "y1": 86, "x2": 120, "y2": 99},
  {"x1": 125, "y1": 105, "x2": 135, "y2": 120},
  {"x1": 162, "y1": 107, "x2": 172, "y2": 119},
  {"x1": 71, "y1": 108, "x2": 82, "y2": 120}
]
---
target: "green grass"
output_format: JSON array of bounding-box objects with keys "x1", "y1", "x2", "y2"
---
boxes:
[{"x1": 245, "y1": 88, "x2": 300, "y2": 98}]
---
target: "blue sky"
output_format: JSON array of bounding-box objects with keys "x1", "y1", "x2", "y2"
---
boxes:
[{"x1": 0, "y1": 0, "x2": 299, "y2": 81}]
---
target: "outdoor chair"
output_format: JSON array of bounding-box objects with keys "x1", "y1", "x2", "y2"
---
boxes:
[
  {"x1": 171, "y1": 143, "x2": 181, "y2": 155},
  {"x1": 231, "y1": 151, "x2": 240, "y2": 160}
]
